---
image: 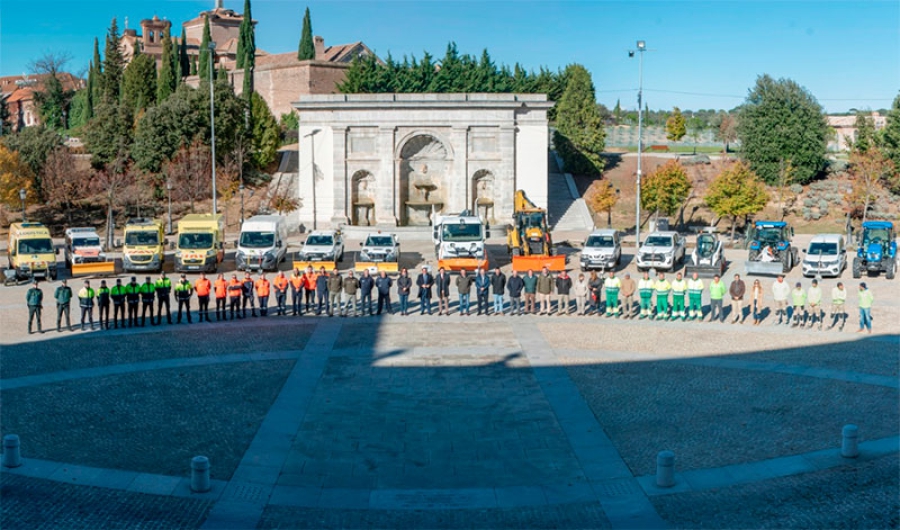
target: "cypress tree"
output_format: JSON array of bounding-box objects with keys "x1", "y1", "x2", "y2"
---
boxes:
[
  {"x1": 298, "y1": 7, "x2": 315, "y2": 60},
  {"x1": 91, "y1": 37, "x2": 102, "y2": 104},
  {"x1": 157, "y1": 26, "x2": 176, "y2": 102},
  {"x1": 236, "y1": 0, "x2": 255, "y2": 69},
  {"x1": 199, "y1": 15, "x2": 212, "y2": 81},
  {"x1": 86, "y1": 60, "x2": 95, "y2": 120},
  {"x1": 191, "y1": 55, "x2": 198, "y2": 76},
  {"x1": 100, "y1": 18, "x2": 125, "y2": 103},
  {"x1": 179, "y1": 28, "x2": 190, "y2": 78}
]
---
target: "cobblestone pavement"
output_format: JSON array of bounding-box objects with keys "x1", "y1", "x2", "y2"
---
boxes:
[{"x1": 0, "y1": 263, "x2": 897, "y2": 529}]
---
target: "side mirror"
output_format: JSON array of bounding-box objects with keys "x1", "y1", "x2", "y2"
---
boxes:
[
  {"x1": 56, "y1": 248, "x2": 60, "y2": 255},
  {"x1": 276, "y1": 240, "x2": 282, "y2": 248},
  {"x1": 359, "y1": 242, "x2": 363, "y2": 246}
]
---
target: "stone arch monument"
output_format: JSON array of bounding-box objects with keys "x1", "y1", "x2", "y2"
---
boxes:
[
  {"x1": 471, "y1": 169, "x2": 495, "y2": 224},
  {"x1": 350, "y1": 170, "x2": 376, "y2": 226},
  {"x1": 398, "y1": 134, "x2": 450, "y2": 226}
]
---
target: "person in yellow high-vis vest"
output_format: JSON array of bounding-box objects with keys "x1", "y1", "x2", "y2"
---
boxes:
[
  {"x1": 687, "y1": 273, "x2": 704, "y2": 320},
  {"x1": 654, "y1": 273, "x2": 671, "y2": 320},
  {"x1": 604, "y1": 271, "x2": 621, "y2": 317},
  {"x1": 670, "y1": 273, "x2": 687, "y2": 320},
  {"x1": 638, "y1": 272, "x2": 654, "y2": 319}
]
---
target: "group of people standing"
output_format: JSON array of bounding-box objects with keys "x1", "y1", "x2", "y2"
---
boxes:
[{"x1": 24, "y1": 265, "x2": 878, "y2": 334}]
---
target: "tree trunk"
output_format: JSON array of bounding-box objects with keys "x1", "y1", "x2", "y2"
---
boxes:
[
  {"x1": 730, "y1": 215, "x2": 738, "y2": 247},
  {"x1": 607, "y1": 208, "x2": 612, "y2": 228}
]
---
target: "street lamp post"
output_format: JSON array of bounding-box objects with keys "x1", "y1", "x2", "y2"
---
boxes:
[
  {"x1": 209, "y1": 41, "x2": 218, "y2": 215},
  {"x1": 167, "y1": 181, "x2": 173, "y2": 234},
  {"x1": 630, "y1": 40, "x2": 647, "y2": 249},
  {"x1": 19, "y1": 188, "x2": 26, "y2": 221},
  {"x1": 239, "y1": 184, "x2": 245, "y2": 224},
  {"x1": 303, "y1": 129, "x2": 321, "y2": 230}
]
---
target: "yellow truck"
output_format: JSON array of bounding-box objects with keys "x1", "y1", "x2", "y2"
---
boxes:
[
  {"x1": 175, "y1": 214, "x2": 225, "y2": 273},
  {"x1": 122, "y1": 218, "x2": 166, "y2": 273},
  {"x1": 7, "y1": 222, "x2": 58, "y2": 281}
]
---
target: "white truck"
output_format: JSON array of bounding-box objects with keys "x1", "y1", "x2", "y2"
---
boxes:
[
  {"x1": 64, "y1": 227, "x2": 106, "y2": 266},
  {"x1": 236, "y1": 215, "x2": 289, "y2": 272},
  {"x1": 432, "y1": 213, "x2": 487, "y2": 271}
]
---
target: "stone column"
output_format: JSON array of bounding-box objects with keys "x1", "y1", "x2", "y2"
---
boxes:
[
  {"x1": 497, "y1": 124, "x2": 517, "y2": 221},
  {"x1": 330, "y1": 126, "x2": 350, "y2": 227},
  {"x1": 449, "y1": 126, "x2": 469, "y2": 214},
  {"x1": 377, "y1": 127, "x2": 398, "y2": 225}
]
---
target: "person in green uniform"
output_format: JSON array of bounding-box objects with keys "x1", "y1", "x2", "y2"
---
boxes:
[
  {"x1": 604, "y1": 271, "x2": 621, "y2": 317},
  {"x1": 174, "y1": 274, "x2": 193, "y2": 324},
  {"x1": 139, "y1": 276, "x2": 156, "y2": 327},
  {"x1": 708, "y1": 275, "x2": 727, "y2": 322},
  {"x1": 790, "y1": 282, "x2": 807, "y2": 327},
  {"x1": 670, "y1": 272, "x2": 687, "y2": 321},
  {"x1": 829, "y1": 282, "x2": 847, "y2": 331},
  {"x1": 654, "y1": 273, "x2": 671, "y2": 320},
  {"x1": 807, "y1": 279, "x2": 823, "y2": 330},
  {"x1": 125, "y1": 277, "x2": 140, "y2": 327},
  {"x1": 155, "y1": 271, "x2": 173, "y2": 325},
  {"x1": 638, "y1": 272, "x2": 654, "y2": 319},
  {"x1": 687, "y1": 273, "x2": 704, "y2": 321},
  {"x1": 77, "y1": 280, "x2": 96, "y2": 331},
  {"x1": 110, "y1": 278, "x2": 127, "y2": 328},
  {"x1": 97, "y1": 280, "x2": 111, "y2": 330},
  {"x1": 26, "y1": 279, "x2": 43, "y2": 334},
  {"x1": 55, "y1": 279, "x2": 73, "y2": 332}
]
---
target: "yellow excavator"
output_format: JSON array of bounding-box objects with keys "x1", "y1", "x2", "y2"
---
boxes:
[{"x1": 508, "y1": 190, "x2": 566, "y2": 272}]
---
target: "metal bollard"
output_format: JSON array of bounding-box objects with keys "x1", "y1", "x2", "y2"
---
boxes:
[
  {"x1": 2, "y1": 435, "x2": 22, "y2": 468},
  {"x1": 656, "y1": 450, "x2": 675, "y2": 487},
  {"x1": 841, "y1": 424, "x2": 859, "y2": 458},
  {"x1": 191, "y1": 456, "x2": 210, "y2": 492}
]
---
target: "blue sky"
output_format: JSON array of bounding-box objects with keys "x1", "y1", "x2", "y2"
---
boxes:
[{"x1": 1, "y1": 0, "x2": 897, "y2": 113}]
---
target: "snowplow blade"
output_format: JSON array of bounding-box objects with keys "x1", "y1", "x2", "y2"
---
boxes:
[
  {"x1": 744, "y1": 260, "x2": 784, "y2": 276},
  {"x1": 354, "y1": 261, "x2": 399, "y2": 274},
  {"x1": 292, "y1": 260, "x2": 338, "y2": 272},
  {"x1": 511, "y1": 254, "x2": 567, "y2": 273},
  {"x1": 684, "y1": 262, "x2": 725, "y2": 278},
  {"x1": 70, "y1": 261, "x2": 117, "y2": 277},
  {"x1": 438, "y1": 258, "x2": 489, "y2": 272}
]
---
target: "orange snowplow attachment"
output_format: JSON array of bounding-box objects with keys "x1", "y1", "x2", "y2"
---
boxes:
[
  {"x1": 70, "y1": 261, "x2": 117, "y2": 277},
  {"x1": 354, "y1": 262, "x2": 399, "y2": 274},
  {"x1": 438, "y1": 258, "x2": 489, "y2": 272},
  {"x1": 293, "y1": 260, "x2": 338, "y2": 272},
  {"x1": 511, "y1": 254, "x2": 567, "y2": 273}
]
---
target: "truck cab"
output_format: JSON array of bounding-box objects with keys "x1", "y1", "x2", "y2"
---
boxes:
[
  {"x1": 122, "y1": 218, "x2": 166, "y2": 272},
  {"x1": 7, "y1": 222, "x2": 57, "y2": 280},
  {"x1": 297, "y1": 230, "x2": 344, "y2": 263},
  {"x1": 236, "y1": 215, "x2": 289, "y2": 272},
  {"x1": 64, "y1": 227, "x2": 105, "y2": 266},
  {"x1": 636, "y1": 231, "x2": 685, "y2": 272},
  {"x1": 175, "y1": 214, "x2": 225, "y2": 273},
  {"x1": 580, "y1": 229, "x2": 621, "y2": 272},
  {"x1": 433, "y1": 213, "x2": 487, "y2": 270},
  {"x1": 802, "y1": 234, "x2": 846, "y2": 278}
]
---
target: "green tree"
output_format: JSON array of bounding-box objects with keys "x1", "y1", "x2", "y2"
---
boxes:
[
  {"x1": 83, "y1": 100, "x2": 133, "y2": 167},
  {"x1": 714, "y1": 111, "x2": 738, "y2": 152},
  {"x1": 157, "y1": 26, "x2": 176, "y2": 102},
  {"x1": 250, "y1": 92, "x2": 279, "y2": 168},
  {"x1": 236, "y1": 0, "x2": 255, "y2": 70},
  {"x1": 846, "y1": 147, "x2": 893, "y2": 224},
  {"x1": 0, "y1": 94, "x2": 9, "y2": 136},
  {"x1": 29, "y1": 53, "x2": 75, "y2": 132},
  {"x1": 1, "y1": 125, "x2": 63, "y2": 197},
  {"x1": 880, "y1": 94, "x2": 900, "y2": 172},
  {"x1": 298, "y1": 7, "x2": 315, "y2": 60},
  {"x1": 199, "y1": 15, "x2": 212, "y2": 82},
  {"x1": 686, "y1": 116, "x2": 704, "y2": 153},
  {"x1": 67, "y1": 89, "x2": 90, "y2": 131},
  {"x1": 553, "y1": 64, "x2": 605, "y2": 176},
  {"x1": 123, "y1": 51, "x2": 157, "y2": 112},
  {"x1": 613, "y1": 99, "x2": 622, "y2": 124},
  {"x1": 179, "y1": 28, "x2": 190, "y2": 78},
  {"x1": 91, "y1": 37, "x2": 102, "y2": 103},
  {"x1": 99, "y1": 18, "x2": 125, "y2": 103},
  {"x1": 704, "y1": 160, "x2": 769, "y2": 242},
  {"x1": 588, "y1": 180, "x2": 618, "y2": 227},
  {"x1": 641, "y1": 160, "x2": 692, "y2": 222},
  {"x1": 853, "y1": 112, "x2": 877, "y2": 153},
  {"x1": 665, "y1": 107, "x2": 686, "y2": 143},
  {"x1": 737, "y1": 74, "x2": 828, "y2": 185},
  {"x1": 85, "y1": 59, "x2": 95, "y2": 121}
]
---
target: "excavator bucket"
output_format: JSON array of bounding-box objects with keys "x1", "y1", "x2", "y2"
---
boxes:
[
  {"x1": 511, "y1": 254, "x2": 567, "y2": 273},
  {"x1": 354, "y1": 261, "x2": 399, "y2": 274},
  {"x1": 438, "y1": 258, "x2": 489, "y2": 272},
  {"x1": 70, "y1": 261, "x2": 117, "y2": 277},
  {"x1": 293, "y1": 260, "x2": 337, "y2": 272}
]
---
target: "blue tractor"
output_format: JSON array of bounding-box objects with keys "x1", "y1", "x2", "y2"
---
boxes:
[
  {"x1": 745, "y1": 221, "x2": 799, "y2": 275},
  {"x1": 852, "y1": 221, "x2": 896, "y2": 280}
]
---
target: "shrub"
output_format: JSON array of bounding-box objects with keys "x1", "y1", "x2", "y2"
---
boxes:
[
  {"x1": 790, "y1": 183, "x2": 804, "y2": 194},
  {"x1": 803, "y1": 198, "x2": 817, "y2": 208},
  {"x1": 810, "y1": 211, "x2": 821, "y2": 220},
  {"x1": 817, "y1": 199, "x2": 829, "y2": 210},
  {"x1": 802, "y1": 207, "x2": 812, "y2": 220},
  {"x1": 819, "y1": 206, "x2": 829, "y2": 217}
]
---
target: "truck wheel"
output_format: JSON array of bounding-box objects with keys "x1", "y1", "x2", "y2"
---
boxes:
[
  {"x1": 748, "y1": 250, "x2": 759, "y2": 262},
  {"x1": 781, "y1": 252, "x2": 791, "y2": 273},
  {"x1": 887, "y1": 258, "x2": 896, "y2": 280},
  {"x1": 852, "y1": 258, "x2": 862, "y2": 279}
]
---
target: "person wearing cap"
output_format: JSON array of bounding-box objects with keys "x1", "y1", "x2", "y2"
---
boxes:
[
  {"x1": 55, "y1": 279, "x2": 73, "y2": 332},
  {"x1": 110, "y1": 278, "x2": 127, "y2": 328},
  {"x1": 78, "y1": 280, "x2": 96, "y2": 331},
  {"x1": 273, "y1": 271, "x2": 289, "y2": 316},
  {"x1": 124, "y1": 276, "x2": 141, "y2": 327},
  {"x1": 790, "y1": 281, "x2": 807, "y2": 327},
  {"x1": 416, "y1": 266, "x2": 434, "y2": 315},
  {"x1": 139, "y1": 276, "x2": 156, "y2": 326},
  {"x1": 255, "y1": 272, "x2": 271, "y2": 317},
  {"x1": 807, "y1": 279, "x2": 823, "y2": 330},
  {"x1": 857, "y1": 282, "x2": 874, "y2": 333},
  {"x1": 771, "y1": 275, "x2": 791, "y2": 326},
  {"x1": 195, "y1": 272, "x2": 212, "y2": 322},
  {"x1": 227, "y1": 273, "x2": 243, "y2": 319},
  {"x1": 241, "y1": 272, "x2": 257, "y2": 318},
  {"x1": 829, "y1": 282, "x2": 847, "y2": 330},
  {"x1": 155, "y1": 271, "x2": 172, "y2": 325},
  {"x1": 97, "y1": 280, "x2": 111, "y2": 330},
  {"x1": 172, "y1": 274, "x2": 191, "y2": 323},
  {"x1": 214, "y1": 273, "x2": 228, "y2": 321},
  {"x1": 26, "y1": 279, "x2": 43, "y2": 334}
]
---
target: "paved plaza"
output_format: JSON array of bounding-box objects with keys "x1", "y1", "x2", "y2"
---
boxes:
[{"x1": 1, "y1": 235, "x2": 898, "y2": 529}]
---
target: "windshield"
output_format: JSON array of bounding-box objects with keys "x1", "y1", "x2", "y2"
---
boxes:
[
  {"x1": 125, "y1": 231, "x2": 159, "y2": 246},
  {"x1": 698, "y1": 236, "x2": 715, "y2": 254},
  {"x1": 179, "y1": 233, "x2": 214, "y2": 250},
  {"x1": 18, "y1": 238, "x2": 54, "y2": 254},
  {"x1": 240, "y1": 232, "x2": 275, "y2": 248},
  {"x1": 519, "y1": 212, "x2": 545, "y2": 229},
  {"x1": 807, "y1": 242, "x2": 838, "y2": 256},
  {"x1": 365, "y1": 236, "x2": 394, "y2": 247},
  {"x1": 442, "y1": 223, "x2": 483, "y2": 242},
  {"x1": 863, "y1": 229, "x2": 890, "y2": 245},
  {"x1": 585, "y1": 235, "x2": 615, "y2": 248},
  {"x1": 755, "y1": 228, "x2": 782, "y2": 243},
  {"x1": 645, "y1": 236, "x2": 672, "y2": 247},
  {"x1": 305, "y1": 235, "x2": 334, "y2": 246},
  {"x1": 72, "y1": 237, "x2": 101, "y2": 248}
]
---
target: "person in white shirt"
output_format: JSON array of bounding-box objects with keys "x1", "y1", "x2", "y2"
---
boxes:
[{"x1": 771, "y1": 275, "x2": 791, "y2": 326}]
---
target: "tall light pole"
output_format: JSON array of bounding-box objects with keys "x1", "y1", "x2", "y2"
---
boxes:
[
  {"x1": 208, "y1": 41, "x2": 218, "y2": 215},
  {"x1": 167, "y1": 180, "x2": 173, "y2": 234},
  {"x1": 19, "y1": 188, "x2": 26, "y2": 221},
  {"x1": 303, "y1": 129, "x2": 321, "y2": 230},
  {"x1": 241, "y1": 107, "x2": 250, "y2": 224},
  {"x1": 630, "y1": 40, "x2": 647, "y2": 249}
]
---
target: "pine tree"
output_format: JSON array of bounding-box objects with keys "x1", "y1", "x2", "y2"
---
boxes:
[
  {"x1": 666, "y1": 107, "x2": 687, "y2": 142},
  {"x1": 553, "y1": 64, "x2": 605, "y2": 176},
  {"x1": 123, "y1": 52, "x2": 157, "y2": 112},
  {"x1": 199, "y1": 15, "x2": 212, "y2": 82},
  {"x1": 705, "y1": 160, "x2": 769, "y2": 242},
  {"x1": 179, "y1": 28, "x2": 190, "y2": 78},
  {"x1": 298, "y1": 7, "x2": 315, "y2": 60},
  {"x1": 853, "y1": 112, "x2": 876, "y2": 153},
  {"x1": 100, "y1": 18, "x2": 125, "y2": 103},
  {"x1": 157, "y1": 26, "x2": 176, "y2": 102}
]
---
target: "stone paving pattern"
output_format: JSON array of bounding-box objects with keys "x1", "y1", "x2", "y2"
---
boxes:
[
  {"x1": 651, "y1": 453, "x2": 899, "y2": 529},
  {"x1": 1, "y1": 361, "x2": 294, "y2": 480},
  {"x1": 333, "y1": 323, "x2": 519, "y2": 351},
  {"x1": 1, "y1": 473, "x2": 213, "y2": 529}
]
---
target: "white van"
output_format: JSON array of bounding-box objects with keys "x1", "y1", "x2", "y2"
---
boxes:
[
  {"x1": 236, "y1": 215, "x2": 289, "y2": 271},
  {"x1": 802, "y1": 234, "x2": 846, "y2": 278}
]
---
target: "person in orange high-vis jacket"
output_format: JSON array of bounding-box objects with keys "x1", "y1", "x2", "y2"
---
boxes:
[
  {"x1": 302, "y1": 266, "x2": 316, "y2": 312},
  {"x1": 273, "y1": 271, "x2": 289, "y2": 316},
  {"x1": 255, "y1": 273, "x2": 271, "y2": 316},
  {"x1": 214, "y1": 273, "x2": 227, "y2": 321},
  {"x1": 195, "y1": 272, "x2": 212, "y2": 322},
  {"x1": 289, "y1": 269, "x2": 304, "y2": 316},
  {"x1": 227, "y1": 274, "x2": 243, "y2": 320}
]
